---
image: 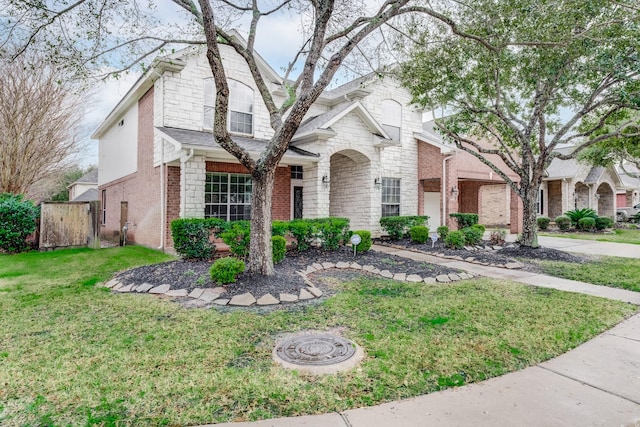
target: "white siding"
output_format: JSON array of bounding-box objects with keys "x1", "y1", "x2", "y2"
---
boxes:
[{"x1": 98, "y1": 104, "x2": 138, "y2": 185}]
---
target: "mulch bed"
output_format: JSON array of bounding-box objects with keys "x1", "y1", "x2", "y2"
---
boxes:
[{"x1": 114, "y1": 240, "x2": 590, "y2": 303}]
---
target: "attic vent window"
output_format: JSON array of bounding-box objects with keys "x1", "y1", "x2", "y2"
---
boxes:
[{"x1": 117, "y1": 119, "x2": 125, "y2": 127}]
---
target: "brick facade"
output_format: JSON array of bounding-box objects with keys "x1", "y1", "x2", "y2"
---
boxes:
[{"x1": 99, "y1": 87, "x2": 164, "y2": 247}]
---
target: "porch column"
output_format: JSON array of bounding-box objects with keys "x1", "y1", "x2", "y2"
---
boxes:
[
  {"x1": 180, "y1": 154, "x2": 206, "y2": 218},
  {"x1": 302, "y1": 161, "x2": 330, "y2": 218}
]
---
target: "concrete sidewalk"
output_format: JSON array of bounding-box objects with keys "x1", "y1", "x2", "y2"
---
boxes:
[
  {"x1": 208, "y1": 240, "x2": 640, "y2": 427},
  {"x1": 538, "y1": 235, "x2": 640, "y2": 258}
]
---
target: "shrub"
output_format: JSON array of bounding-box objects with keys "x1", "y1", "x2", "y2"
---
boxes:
[
  {"x1": 578, "y1": 217, "x2": 596, "y2": 231},
  {"x1": 555, "y1": 215, "x2": 572, "y2": 231},
  {"x1": 595, "y1": 216, "x2": 614, "y2": 231},
  {"x1": 170, "y1": 218, "x2": 216, "y2": 260},
  {"x1": 445, "y1": 230, "x2": 466, "y2": 249},
  {"x1": 220, "y1": 221, "x2": 251, "y2": 258},
  {"x1": 352, "y1": 230, "x2": 372, "y2": 253},
  {"x1": 490, "y1": 229, "x2": 507, "y2": 245},
  {"x1": 409, "y1": 226, "x2": 430, "y2": 244},
  {"x1": 288, "y1": 219, "x2": 315, "y2": 251},
  {"x1": 271, "y1": 220, "x2": 289, "y2": 237},
  {"x1": 379, "y1": 216, "x2": 428, "y2": 240},
  {"x1": 449, "y1": 213, "x2": 479, "y2": 229},
  {"x1": 315, "y1": 217, "x2": 350, "y2": 250},
  {"x1": 209, "y1": 257, "x2": 246, "y2": 285},
  {"x1": 471, "y1": 223, "x2": 486, "y2": 234},
  {"x1": 437, "y1": 225, "x2": 449, "y2": 241},
  {"x1": 0, "y1": 193, "x2": 39, "y2": 253},
  {"x1": 564, "y1": 208, "x2": 597, "y2": 227},
  {"x1": 272, "y1": 235, "x2": 286, "y2": 263},
  {"x1": 537, "y1": 216, "x2": 551, "y2": 231},
  {"x1": 461, "y1": 226, "x2": 483, "y2": 245}
]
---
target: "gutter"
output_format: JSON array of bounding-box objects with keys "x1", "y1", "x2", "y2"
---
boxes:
[{"x1": 442, "y1": 154, "x2": 455, "y2": 227}]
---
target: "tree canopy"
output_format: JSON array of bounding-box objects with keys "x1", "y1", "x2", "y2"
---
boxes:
[{"x1": 399, "y1": 0, "x2": 640, "y2": 246}]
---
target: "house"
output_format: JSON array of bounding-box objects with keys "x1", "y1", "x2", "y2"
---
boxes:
[
  {"x1": 68, "y1": 169, "x2": 99, "y2": 202},
  {"x1": 93, "y1": 42, "x2": 426, "y2": 249},
  {"x1": 616, "y1": 164, "x2": 640, "y2": 209},
  {"x1": 542, "y1": 148, "x2": 622, "y2": 220},
  {"x1": 416, "y1": 121, "x2": 523, "y2": 233}
]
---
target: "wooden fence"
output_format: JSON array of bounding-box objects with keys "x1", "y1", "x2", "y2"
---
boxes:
[{"x1": 39, "y1": 201, "x2": 100, "y2": 249}]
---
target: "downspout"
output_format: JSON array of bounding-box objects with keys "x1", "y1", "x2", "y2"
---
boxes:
[
  {"x1": 442, "y1": 155, "x2": 455, "y2": 227},
  {"x1": 181, "y1": 148, "x2": 195, "y2": 217},
  {"x1": 158, "y1": 140, "x2": 165, "y2": 250}
]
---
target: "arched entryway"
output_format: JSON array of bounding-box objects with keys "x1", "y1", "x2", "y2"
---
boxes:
[
  {"x1": 595, "y1": 182, "x2": 614, "y2": 218},
  {"x1": 329, "y1": 150, "x2": 372, "y2": 232}
]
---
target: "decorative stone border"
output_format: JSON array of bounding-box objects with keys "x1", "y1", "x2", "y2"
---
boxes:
[
  {"x1": 382, "y1": 243, "x2": 524, "y2": 269},
  {"x1": 100, "y1": 261, "x2": 475, "y2": 307}
]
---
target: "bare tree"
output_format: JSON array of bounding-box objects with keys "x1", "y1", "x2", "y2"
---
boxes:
[{"x1": 0, "y1": 53, "x2": 84, "y2": 199}]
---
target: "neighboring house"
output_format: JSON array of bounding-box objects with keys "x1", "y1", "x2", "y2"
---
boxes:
[
  {"x1": 93, "y1": 41, "x2": 425, "y2": 249},
  {"x1": 416, "y1": 121, "x2": 523, "y2": 233},
  {"x1": 68, "y1": 169, "x2": 99, "y2": 201},
  {"x1": 542, "y1": 148, "x2": 622, "y2": 220},
  {"x1": 617, "y1": 164, "x2": 640, "y2": 209}
]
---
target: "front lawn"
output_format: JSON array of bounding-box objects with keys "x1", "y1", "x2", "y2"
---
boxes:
[
  {"x1": 533, "y1": 256, "x2": 640, "y2": 292},
  {"x1": 0, "y1": 247, "x2": 636, "y2": 426},
  {"x1": 540, "y1": 228, "x2": 640, "y2": 245}
]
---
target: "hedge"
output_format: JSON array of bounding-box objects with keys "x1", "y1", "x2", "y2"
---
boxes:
[
  {"x1": 379, "y1": 216, "x2": 429, "y2": 240},
  {"x1": 0, "y1": 193, "x2": 39, "y2": 253},
  {"x1": 449, "y1": 213, "x2": 479, "y2": 228}
]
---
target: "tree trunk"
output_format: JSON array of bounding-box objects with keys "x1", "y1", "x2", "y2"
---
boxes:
[
  {"x1": 248, "y1": 168, "x2": 275, "y2": 275},
  {"x1": 519, "y1": 185, "x2": 539, "y2": 248}
]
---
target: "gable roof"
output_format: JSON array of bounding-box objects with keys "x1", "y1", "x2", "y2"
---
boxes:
[
  {"x1": 415, "y1": 120, "x2": 456, "y2": 154},
  {"x1": 292, "y1": 100, "x2": 392, "y2": 142},
  {"x1": 71, "y1": 188, "x2": 99, "y2": 202},
  {"x1": 71, "y1": 169, "x2": 98, "y2": 186},
  {"x1": 545, "y1": 147, "x2": 582, "y2": 179},
  {"x1": 156, "y1": 127, "x2": 319, "y2": 162}
]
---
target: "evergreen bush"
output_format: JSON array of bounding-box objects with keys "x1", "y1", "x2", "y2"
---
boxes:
[
  {"x1": 537, "y1": 216, "x2": 551, "y2": 230},
  {"x1": 555, "y1": 215, "x2": 572, "y2": 230},
  {"x1": 0, "y1": 193, "x2": 39, "y2": 253},
  {"x1": 449, "y1": 213, "x2": 479, "y2": 228},
  {"x1": 352, "y1": 230, "x2": 372, "y2": 253},
  {"x1": 379, "y1": 216, "x2": 429, "y2": 240},
  {"x1": 220, "y1": 221, "x2": 251, "y2": 258},
  {"x1": 445, "y1": 230, "x2": 465, "y2": 249},
  {"x1": 578, "y1": 217, "x2": 596, "y2": 231},
  {"x1": 170, "y1": 218, "x2": 216, "y2": 260},
  {"x1": 437, "y1": 225, "x2": 449, "y2": 241},
  {"x1": 272, "y1": 235, "x2": 286, "y2": 263},
  {"x1": 209, "y1": 257, "x2": 246, "y2": 284},
  {"x1": 461, "y1": 226, "x2": 483, "y2": 245},
  {"x1": 409, "y1": 225, "x2": 430, "y2": 244},
  {"x1": 595, "y1": 216, "x2": 613, "y2": 230}
]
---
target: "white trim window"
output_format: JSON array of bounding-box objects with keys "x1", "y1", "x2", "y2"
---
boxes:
[
  {"x1": 203, "y1": 78, "x2": 215, "y2": 129},
  {"x1": 381, "y1": 177, "x2": 401, "y2": 217},
  {"x1": 205, "y1": 173, "x2": 253, "y2": 221},
  {"x1": 228, "y1": 79, "x2": 254, "y2": 135},
  {"x1": 381, "y1": 100, "x2": 402, "y2": 142}
]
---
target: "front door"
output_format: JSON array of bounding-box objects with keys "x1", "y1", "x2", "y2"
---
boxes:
[
  {"x1": 293, "y1": 186, "x2": 303, "y2": 219},
  {"x1": 423, "y1": 192, "x2": 441, "y2": 228}
]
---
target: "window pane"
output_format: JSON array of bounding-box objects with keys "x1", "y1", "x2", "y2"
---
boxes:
[
  {"x1": 381, "y1": 177, "x2": 400, "y2": 217},
  {"x1": 228, "y1": 80, "x2": 254, "y2": 134},
  {"x1": 381, "y1": 100, "x2": 401, "y2": 141}
]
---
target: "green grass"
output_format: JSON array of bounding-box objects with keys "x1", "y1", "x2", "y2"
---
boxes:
[
  {"x1": 0, "y1": 247, "x2": 636, "y2": 426},
  {"x1": 540, "y1": 228, "x2": 640, "y2": 245},
  {"x1": 535, "y1": 256, "x2": 640, "y2": 292}
]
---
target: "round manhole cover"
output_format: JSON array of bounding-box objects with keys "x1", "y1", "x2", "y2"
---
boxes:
[{"x1": 275, "y1": 334, "x2": 357, "y2": 366}]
